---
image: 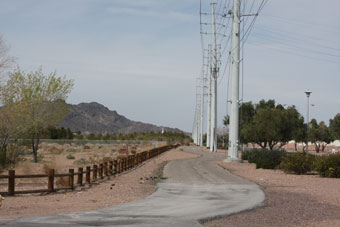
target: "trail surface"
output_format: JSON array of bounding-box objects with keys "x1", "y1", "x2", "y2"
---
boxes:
[{"x1": 2, "y1": 146, "x2": 265, "y2": 226}]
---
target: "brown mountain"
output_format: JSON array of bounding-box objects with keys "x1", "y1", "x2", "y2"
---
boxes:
[{"x1": 59, "y1": 102, "x2": 183, "y2": 134}]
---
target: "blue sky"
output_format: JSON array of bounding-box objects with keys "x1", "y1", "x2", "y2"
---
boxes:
[{"x1": 0, "y1": 0, "x2": 339, "y2": 132}]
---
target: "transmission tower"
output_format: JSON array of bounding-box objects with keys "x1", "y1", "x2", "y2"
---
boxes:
[
  {"x1": 209, "y1": 3, "x2": 218, "y2": 153},
  {"x1": 206, "y1": 44, "x2": 212, "y2": 148}
]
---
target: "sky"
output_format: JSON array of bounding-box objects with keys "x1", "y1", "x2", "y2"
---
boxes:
[{"x1": 0, "y1": 0, "x2": 339, "y2": 133}]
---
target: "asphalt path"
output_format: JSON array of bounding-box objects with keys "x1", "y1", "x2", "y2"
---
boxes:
[{"x1": 2, "y1": 146, "x2": 265, "y2": 227}]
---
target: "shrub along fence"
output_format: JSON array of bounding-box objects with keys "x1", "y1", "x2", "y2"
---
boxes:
[
  {"x1": 242, "y1": 148, "x2": 340, "y2": 178},
  {"x1": 0, "y1": 144, "x2": 179, "y2": 196}
]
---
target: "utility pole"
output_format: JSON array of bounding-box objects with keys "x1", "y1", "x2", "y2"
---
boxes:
[
  {"x1": 210, "y1": 3, "x2": 218, "y2": 153},
  {"x1": 199, "y1": 74, "x2": 205, "y2": 147},
  {"x1": 206, "y1": 45, "x2": 212, "y2": 148},
  {"x1": 227, "y1": 0, "x2": 241, "y2": 161},
  {"x1": 305, "y1": 91, "x2": 312, "y2": 153}
]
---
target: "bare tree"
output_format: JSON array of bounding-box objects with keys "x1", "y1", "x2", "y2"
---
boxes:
[
  {"x1": 0, "y1": 35, "x2": 14, "y2": 78},
  {"x1": 0, "y1": 35, "x2": 16, "y2": 166}
]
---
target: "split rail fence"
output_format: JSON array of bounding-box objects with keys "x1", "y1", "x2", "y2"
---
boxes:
[{"x1": 0, "y1": 144, "x2": 179, "y2": 196}]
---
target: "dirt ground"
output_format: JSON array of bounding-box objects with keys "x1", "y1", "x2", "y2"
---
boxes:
[
  {"x1": 0, "y1": 146, "x2": 198, "y2": 218},
  {"x1": 205, "y1": 160, "x2": 340, "y2": 227}
]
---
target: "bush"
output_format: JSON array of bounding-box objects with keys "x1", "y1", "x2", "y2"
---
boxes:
[
  {"x1": 36, "y1": 153, "x2": 44, "y2": 162},
  {"x1": 280, "y1": 152, "x2": 316, "y2": 174},
  {"x1": 241, "y1": 150, "x2": 252, "y2": 160},
  {"x1": 247, "y1": 149, "x2": 286, "y2": 169},
  {"x1": 314, "y1": 153, "x2": 340, "y2": 178},
  {"x1": 73, "y1": 158, "x2": 89, "y2": 165},
  {"x1": 66, "y1": 148, "x2": 77, "y2": 153},
  {"x1": 66, "y1": 154, "x2": 75, "y2": 159}
]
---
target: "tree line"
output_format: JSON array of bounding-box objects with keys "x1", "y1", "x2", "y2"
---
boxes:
[{"x1": 224, "y1": 100, "x2": 340, "y2": 152}]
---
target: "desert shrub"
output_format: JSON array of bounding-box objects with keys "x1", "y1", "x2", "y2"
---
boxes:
[
  {"x1": 280, "y1": 152, "x2": 316, "y2": 174},
  {"x1": 241, "y1": 150, "x2": 253, "y2": 160},
  {"x1": 247, "y1": 149, "x2": 286, "y2": 169},
  {"x1": 66, "y1": 154, "x2": 75, "y2": 159},
  {"x1": 118, "y1": 148, "x2": 126, "y2": 154},
  {"x1": 36, "y1": 153, "x2": 44, "y2": 162},
  {"x1": 73, "y1": 158, "x2": 89, "y2": 165},
  {"x1": 116, "y1": 154, "x2": 127, "y2": 160},
  {"x1": 89, "y1": 155, "x2": 99, "y2": 164},
  {"x1": 4, "y1": 144, "x2": 21, "y2": 166},
  {"x1": 18, "y1": 149, "x2": 33, "y2": 155},
  {"x1": 66, "y1": 148, "x2": 77, "y2": 153},
  {"x1": 314, "y1": 153, "x2": 340, "y2": 178},
  {"x1": 48, "y1": 147, "x2": 63, "y2": 155},
  {"x1": 247, "y1": 149, "x2": 262, "y2": 163},
  {"x1": 102, "y1": 156, "x2": 112, "y2": 163}
]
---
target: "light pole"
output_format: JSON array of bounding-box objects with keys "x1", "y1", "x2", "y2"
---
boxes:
[{"x1": 305, "y1": 91, "x2": 312, "y2": 153}]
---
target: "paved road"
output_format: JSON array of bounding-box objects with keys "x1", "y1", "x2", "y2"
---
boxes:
[{"x1": 3, "y1": 147, "x2": 265, "y2": 226}]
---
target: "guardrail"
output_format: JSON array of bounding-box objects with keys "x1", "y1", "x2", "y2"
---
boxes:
[{"x1": 0, "y1": 144, "x2": 179, "y2": 196}]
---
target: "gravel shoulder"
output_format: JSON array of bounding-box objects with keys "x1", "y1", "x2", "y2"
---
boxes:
[
  {"x1": 0, "y1": 147, "x2": 198, "y2": 219},
  {"x1": 205, "y1": 160, "x2": 340, "y2": 227}
]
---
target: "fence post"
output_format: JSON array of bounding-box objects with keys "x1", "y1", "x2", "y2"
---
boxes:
[
  {"x1": 86, "y1": 166, "x2": 91, "y2": 184},
  {"x1": 99, "y1": 163, "x2": 103, "y2": 179},
  {"x1": 93, "y1": 165, "x2": 97, "y2": 180},
  {"x1": 104, "y1": 162, "x2": 108, "y2": 176},
  {"x1": 133, "y1": 155, "x2": 136, "y2": 167},
  {"x1": 69, "y1": 169, "x2": 74, "y2": 190},
  {"x1": 109, "y1": 161, "x2": 113, "y2": 175},
  {"x1": 8, "y1": 170, "x2": 15, "y2": 196},
  {"x1": 114, "y1": 160, "x2": 118, "y2": 174},
  {"x1": 48, "y1": 169, "x2": 55, "y2": 192},
  {"x1": 77, "y1": 167, "x2": 83, "y2": 186},
  {"x1": 117, "y1": 160, "x2": 120, "y2": 173}
]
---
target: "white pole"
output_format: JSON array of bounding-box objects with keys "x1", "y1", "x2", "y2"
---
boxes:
[
  {"x1": 210, "y1": 3, "x2": 218, "y2": 153},
  {"x1": 227, "y1": 0, "x2": 241, "y2": 160},
  {"x1": 200, "y1": 75, "x2": 204, "y2": 146},
  {"x1": 305, "y1": 91, "x2": 311, "y2": 152},
  {"x1": 206, "y1": 45, "x2": 212, "y2": 148}
]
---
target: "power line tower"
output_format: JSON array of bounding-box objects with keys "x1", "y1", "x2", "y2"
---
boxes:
[
  {"x1": 206, "y1": 44, "x2": 212, "y2": 148},
  {"x1": 227, "y1": 0, "x2": 241, "y2": 161},
  {"x1": 209, "y1": 3, "x2": 218, "y2": 153}
]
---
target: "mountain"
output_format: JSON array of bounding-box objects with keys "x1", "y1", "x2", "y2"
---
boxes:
[{"x1": 59, "y1": 102, "x2": 183, "y2": 134}]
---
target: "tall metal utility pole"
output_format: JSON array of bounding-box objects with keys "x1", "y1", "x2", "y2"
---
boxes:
[
  {"x1": 199, "y1": 75, "x2": 205, "y2": 147},
  {"x1": 227, "y1": 0, "x2": 241, "y2": 160},
  {"x1": 206, "y1": 44, "x2": 212, "y2": 148},
  {"x1": 210, "y1": 3, "x2": 218, "y2": 153},
  {"x1": 305, "y1": 91, "x2": 312, "y2": 153}
]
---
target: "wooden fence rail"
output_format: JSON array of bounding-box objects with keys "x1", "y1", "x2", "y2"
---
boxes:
[{"x1": 0, "y1": 144, "x2": 179, "y2": 196}]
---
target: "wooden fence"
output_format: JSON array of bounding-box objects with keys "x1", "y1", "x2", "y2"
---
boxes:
[{"x1": 0, "y1": 144, "x2": 179, "y2": 196}]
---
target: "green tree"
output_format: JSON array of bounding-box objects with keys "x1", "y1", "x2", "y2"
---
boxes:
[
  {"x1": 309, "y1": 119, "x2": 333, "y2": 152},
  {"x1": 330, "y1": 114, "x2": 340, "y2": 140},
  {"x1": 227, "y1": 100, "x2": 304, "y2": 150},
  {"x1": 47, "y1": 126, "x2": 59, "y2": 139},
  {"x1": 1, "y1": 67, "x2": 74, "y2": 162},
  {"x1": 66, "y1": 128, "x2": 74, "y2": 139}
]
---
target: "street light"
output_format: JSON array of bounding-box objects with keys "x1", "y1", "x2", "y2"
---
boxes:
[{"x1": 305, "y1": 91, "x2": 312, "y2": 152}]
